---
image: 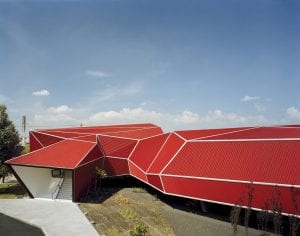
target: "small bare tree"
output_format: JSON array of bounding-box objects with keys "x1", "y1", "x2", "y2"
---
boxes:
[
  {"x1": 230, "y1": 197, "x2": 243, "y2": 234},
  {"x1": 257, "y1": 199, "x2": 270, "y2": 234},
  {"x1": 244, "y1": 183, "x2": 254, "y2": 235},
  {"x1": 271, "y1": 190, "x2": 283, "y2": 235},
  {"x1": 289, "y1": 187, "x2": 300, "y2": 236}
]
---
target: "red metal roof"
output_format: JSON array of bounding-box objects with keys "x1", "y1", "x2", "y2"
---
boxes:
[
  {"x1": 163, "y1": 140, "x2": 300, "y2": 185},
  {"x1": 6, "y1": 140, "x2": 95, "y2": 169},
  {"x1": 7, "y1": 123, "x2": 163, "y2": 169},
  {"x1": 37, "y1": 123, "x2": 159, "y2": 134},
  {"x1": 175, "y1": 127, "x2": 252, "y2": 140}
]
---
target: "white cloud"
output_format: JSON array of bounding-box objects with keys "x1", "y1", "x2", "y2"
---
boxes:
[
  {"x1": 241, "y1": 95, "x2": 266, "y2": 112},
  {"x1": 241, "y1": 95, "x2": 260, "y2": 102},
  {"x1": 86, "y1": 70, "x2": 111, "y2": 78},
  {"x1": 86, "y1": 107, "x2": 269, "y2": 131},
  {"x1": 88, "y1": 108, "x2": 163, "y2": 124},
  {"x1": 30, "y1": 105, "x2": 78, "y2": 128},
  {"x1": 286, "y1": 107, "x2": 300, "y2": 119},
  {"x1": 47, "y1": 105, "x2": 72, "y2": 114},
  {"x1": 33, "y1": 113, "x2": 78, "y2": 128},
  {"x1": 174, "y1": 110, "x2": 199, "y2": 124},
  {"x1": 32, "y1": 89, "x2": 50, "y2": 96},
  {"x1": 202, "y1": 109, "x2": 267, "y2": 125}
]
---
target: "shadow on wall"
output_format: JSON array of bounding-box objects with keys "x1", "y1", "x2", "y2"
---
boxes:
[{"x1": 0, "y1": 213, "x2": 45, "y2": 236}]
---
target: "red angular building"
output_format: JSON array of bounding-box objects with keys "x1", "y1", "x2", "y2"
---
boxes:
[{"x1": 6, "y1": 123, "x2": 300, "y2": 216}]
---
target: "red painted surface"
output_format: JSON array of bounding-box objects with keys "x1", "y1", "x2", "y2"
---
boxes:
[
  {"x1": 6, "y1": 124, "x2": 300, "y2": 215},
  {"x1": 163, "y1": 141, "x2": 300, "y2": 185},
  {"x1": 72, "y1": 135, "x2": 97, "y2": 142},
  {"x1": 7, "y1": 139, "x2": 94, "y2": 169},
  {"x1": 148, "y1": 133, "x2": 184, "y2": 174},
  {"x1": 98, "y1": 135, "x2": 137, "y2": 158},
  {"x1": 104, "y1": 127, "x2": 163, "y2": 139},
  {"x1": 129, "y1": 162, "x2": 148, "y2": 182},
  {"x1": 78, "y1": 144, "x2": 103, "y2": 166},
  {"x1": 175, "y1": 127, "x2": 251, "y2": 140},
  {"x1": 147, "y1": 174, "x2": 164, "y2": 191},
  {"x1": 161, "y1": 176, "x2": 300, "y2": 215},
  {"x1": 130, "y1": 133, "x2": 169, "y2": 171},
  {"x1": 203, "y1": 127, "x2": 300, "y2": 140},
  {"x1": 73, "y1": 158, "x2": 103, "y2": 201},
  {"x1": 37, "y1": 123, "x2": 160, "y2": 134},
  {"x1": 29, "y1": 133, "x2": 43, "y2": 151},
  {"x1": 41, "y1": 131, "x2": 90, "y2": 138},
  {"x1": 103, "y1": 157, "x2": 129, "y2": 176},
  {"x1": 32, "y1": 131, "x2": 64, "y2": 147}
]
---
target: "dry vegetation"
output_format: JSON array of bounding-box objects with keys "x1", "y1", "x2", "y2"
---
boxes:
[{"x1": 79, "y1": 188, "x2": 175, "y2": 236}]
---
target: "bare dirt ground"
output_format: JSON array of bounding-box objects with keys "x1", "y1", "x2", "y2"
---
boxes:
[{"x1": 79, "y1": 187, "x2": 263, "y2": 236}]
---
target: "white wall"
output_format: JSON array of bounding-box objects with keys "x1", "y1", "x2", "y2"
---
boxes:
[{"x1": 12, "y1": 165, "x2": 63, "y2": 199}]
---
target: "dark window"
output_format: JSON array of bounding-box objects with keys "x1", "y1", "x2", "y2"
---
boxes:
[{"x1": 51, "y1": 169, "x2": 64, "y2": 178}]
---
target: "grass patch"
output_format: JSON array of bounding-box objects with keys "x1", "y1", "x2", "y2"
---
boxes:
[
  {"x1": 0, "y1": 194, "x2": 16, "y2": 199},
  {"x1": 113, "y1": 194, "x2": 130, "y2": 204},
  {"x1": 105, "y1": 227, "x2": 120, "y2": 236},
  {"x1": 0, "y1": 183, "x2": 13, "y2": 189},
  {"x1": 0, "y1": 183, "x2": 26, "y2": 199},
  {"x1": 120, "y1": 208, "x2": 139, "y2": 220},
  {"x1": 132, "y1": 187, "x2": 147, "y2": 193}
]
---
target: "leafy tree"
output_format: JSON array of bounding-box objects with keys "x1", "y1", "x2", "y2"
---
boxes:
[{"x1": 0, "y1": 104, "x2": 22, "y2": 182}]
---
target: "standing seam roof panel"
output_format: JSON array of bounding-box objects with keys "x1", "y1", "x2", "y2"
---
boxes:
[{"x1": 163, "y1": 141, "x2": 300, "y2": 185}]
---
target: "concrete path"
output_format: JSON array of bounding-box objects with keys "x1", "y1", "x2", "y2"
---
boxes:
[{"x1": 0, "y1": 199, "x2": 99, "y2": 236}]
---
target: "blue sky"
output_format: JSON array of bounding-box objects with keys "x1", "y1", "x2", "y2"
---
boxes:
[{"x1": 1, "y1": 0, "x2": 300, "y2": 133}]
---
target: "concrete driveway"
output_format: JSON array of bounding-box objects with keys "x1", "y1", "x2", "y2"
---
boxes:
[{"x1": 0, "y1": 199, "x2": 99, "y2": 236}]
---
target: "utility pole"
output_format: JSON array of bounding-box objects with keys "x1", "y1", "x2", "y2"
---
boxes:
[{"x1": 22, "y1": 115, "x2": 26, "y2": 146}]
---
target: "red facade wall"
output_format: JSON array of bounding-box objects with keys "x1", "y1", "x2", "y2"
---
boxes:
[
  {"x1": 103, "y1": 157, "x2": 129, "y2": 176},
  {"x1": 161, "y1": 176, "x2": 300, "y2": 215},
  {"x1": 32, "y1": 131, "x2": 64, "y2": 147},
  {"x1": 73, "y1": 158, "x2": 103, "y2": 201},
  {"x1": 29, "y1": 132, "x2": 43, "y2": 152}
]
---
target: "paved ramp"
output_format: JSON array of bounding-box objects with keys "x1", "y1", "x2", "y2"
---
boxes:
[{"x1": 0, "y1": 199, "x2": 99, "y2": 236}]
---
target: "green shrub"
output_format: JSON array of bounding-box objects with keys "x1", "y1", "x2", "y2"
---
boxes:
[{"x1": 129, "y1": 222, "x2": 148, "y2": 236}]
